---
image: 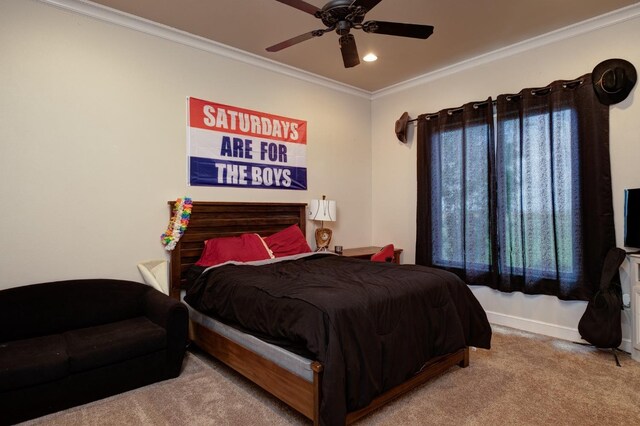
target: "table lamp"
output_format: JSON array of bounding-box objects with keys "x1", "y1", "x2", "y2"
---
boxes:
[{"x1": 308, "y1": 195, "x2": 336, "y2": 251}]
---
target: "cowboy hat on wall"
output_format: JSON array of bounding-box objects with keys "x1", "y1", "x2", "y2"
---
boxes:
[
  {"x1": 592, "y1": 58, "x2": 637, "y2": 105},
  {"x1": 395, "y1": 111, "x2": 410, "y2": 143}
]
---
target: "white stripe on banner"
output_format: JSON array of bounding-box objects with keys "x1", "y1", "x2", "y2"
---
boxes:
[{"x1": 189, "y1": 127, "x2": 306, "y2": 168}]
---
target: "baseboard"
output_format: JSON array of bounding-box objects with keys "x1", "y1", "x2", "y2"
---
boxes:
[{"x1": 486, "y1": 311, "x2": 633, "y2": 354}]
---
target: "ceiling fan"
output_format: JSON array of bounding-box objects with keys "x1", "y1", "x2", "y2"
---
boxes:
[{"x1": 266, "y1": 0, "x2": 434, "y2": 68}]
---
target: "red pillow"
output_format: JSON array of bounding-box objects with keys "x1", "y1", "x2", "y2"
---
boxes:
[
  {"x1": 264, "y1": 225, "x2": 312, "y2": 257},
  {"x1": 195, "y1": 233, "x2": 273, "y2": 267}
]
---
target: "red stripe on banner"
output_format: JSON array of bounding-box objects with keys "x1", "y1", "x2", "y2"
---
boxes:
[{"x1": 189, "y1": 97, "x2": 307, "y2": 144}]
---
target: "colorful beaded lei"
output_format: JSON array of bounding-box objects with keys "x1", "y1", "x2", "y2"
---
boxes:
[{"x1": 161, "y1": 197, "x2": 193, "y2": 251}]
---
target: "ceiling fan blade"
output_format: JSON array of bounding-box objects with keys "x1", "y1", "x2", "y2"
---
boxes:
[
  {"x1": 351, "y1": 0, "x2": 383, "y2": 13},
  {"x1": 363, "y1": 21, "x2": 434, "y2": 39},
  {"x1": 266, "y1": 31, "x2": 320, "y2": 52},
  {"x1": 274, "y1": 0, "x2": 321, "y2": 16},
  {"x1": 339, "y1": 34, "x2": 360, "y2": 68}
]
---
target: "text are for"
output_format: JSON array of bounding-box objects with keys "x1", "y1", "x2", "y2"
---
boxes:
[{"x1": 219, "y1": 136, "x2": 288, "y2": 163}]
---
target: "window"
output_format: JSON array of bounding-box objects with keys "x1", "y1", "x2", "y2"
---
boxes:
[
  {"x1": 497, "y1": 107, "x2": 579, "y2": 281},
  {"x1": 416, "y1": 76, "x2": 615, "y2": 301},
  {"x1": 432, "y1": 122, "x2": 492, "y2": 272}
]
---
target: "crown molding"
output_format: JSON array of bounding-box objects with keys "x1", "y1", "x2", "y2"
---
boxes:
[
  {"x1": 38, "y1": 0, "x2": 371, "y2": 99},
  {"x1": 36, "y1": 0, "x2": 640, "y2": 101},
  {"x1": 372, "y1": 2, "x2": 640, "y2": 100}
]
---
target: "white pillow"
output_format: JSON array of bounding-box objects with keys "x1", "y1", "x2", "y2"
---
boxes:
[{"x1": 137, "y1": 260, "x2": 169, "y2": 295}]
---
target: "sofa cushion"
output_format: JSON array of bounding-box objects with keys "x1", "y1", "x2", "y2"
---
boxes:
[
  {"x1": 64, "y1": 317, "x2": 166, "y2": 373},
  {"x1": 0, "y1": 334, "x2": 68, "y2": 392}
]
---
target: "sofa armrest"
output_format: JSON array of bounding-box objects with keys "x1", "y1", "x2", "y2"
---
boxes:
[
  {"x1": 142, "y1": 289, "x2": 189, "y2": 377},
  {"x1": 142, "y1": 289, "x2": 185, "y2": 328}
]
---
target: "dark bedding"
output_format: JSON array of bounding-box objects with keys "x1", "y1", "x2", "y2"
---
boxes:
[{"x1": 185, "y1": 254, "x2": 491, "y2": 425}]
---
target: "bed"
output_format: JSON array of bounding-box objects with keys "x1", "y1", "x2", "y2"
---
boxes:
[{"x1": 168, "y1": 201, "x2": 491, "y2": 425}]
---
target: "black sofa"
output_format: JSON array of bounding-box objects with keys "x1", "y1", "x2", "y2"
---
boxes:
[{"x1": 0, "y1": 279, "x2": 189, "y2": 425}]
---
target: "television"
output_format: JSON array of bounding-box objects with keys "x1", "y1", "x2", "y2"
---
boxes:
[{"x1": 624, "y1": 188, "x2": 640, "y2": 248}]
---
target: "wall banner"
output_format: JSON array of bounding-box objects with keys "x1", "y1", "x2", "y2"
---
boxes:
[{"x1": 187, "y1": 97, "x2": 307, "y2": 190}]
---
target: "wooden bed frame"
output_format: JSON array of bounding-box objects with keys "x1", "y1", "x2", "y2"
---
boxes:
[{"x1": 169, "y1": 201, "x2": 469, "y2": 425}]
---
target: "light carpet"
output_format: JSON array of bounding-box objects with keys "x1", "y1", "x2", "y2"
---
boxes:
[{"x1": 22, "y1": 326, "x2": 640, "y2": 425}]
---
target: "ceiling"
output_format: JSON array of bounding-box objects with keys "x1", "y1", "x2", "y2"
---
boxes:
[{"x1": 89, "y1": 0, "x2": 639, "y2": 92}]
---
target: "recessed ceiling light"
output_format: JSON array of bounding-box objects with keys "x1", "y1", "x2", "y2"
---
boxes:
[{"x1": 363, "y1": 53, "x2": 378, "y2": 62}]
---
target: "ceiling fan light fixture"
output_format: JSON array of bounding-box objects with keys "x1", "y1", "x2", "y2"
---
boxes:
[{"x1": 363, "y1": 53, "x2": 378, "y2": 62}]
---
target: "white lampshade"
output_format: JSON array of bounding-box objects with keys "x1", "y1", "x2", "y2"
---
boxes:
[{"x1": 309, "y1": 198, "x2": 336, "y2": 222}]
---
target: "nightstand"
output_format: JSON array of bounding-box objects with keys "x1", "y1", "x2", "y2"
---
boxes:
[{"x1": 341, "y1": 246, "x2": 403, "y2": 264}]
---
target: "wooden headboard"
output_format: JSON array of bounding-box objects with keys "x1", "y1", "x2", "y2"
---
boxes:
[{"x1": 168, "y1": 201, "x2": 307, "y2": 298}]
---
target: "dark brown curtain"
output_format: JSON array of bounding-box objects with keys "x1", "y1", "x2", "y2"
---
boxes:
[
  {"x1": 416, "y1": 98, "x2": 498, "y2": 285},
  {"x1": 416, "y1": 74, "x2": 615, "y2": 301}
]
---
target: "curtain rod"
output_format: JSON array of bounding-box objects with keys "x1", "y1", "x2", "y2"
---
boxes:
[{"x1": 409, "y1": 77, "x2": 584, "y2": 122}]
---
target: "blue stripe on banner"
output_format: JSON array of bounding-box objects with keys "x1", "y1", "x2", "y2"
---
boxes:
[{"x1": 190, "y1": 157, "x2": 307, "y2": 190}]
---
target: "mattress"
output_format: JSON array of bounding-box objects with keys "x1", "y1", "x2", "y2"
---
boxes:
[{"x1": 182, "y1": 291, "x2": 314, "y2": 382}]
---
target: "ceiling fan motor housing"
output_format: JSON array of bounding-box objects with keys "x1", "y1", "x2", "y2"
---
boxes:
[{"x1": 317, "y1": 0, "x2": 366, "y2": 28}]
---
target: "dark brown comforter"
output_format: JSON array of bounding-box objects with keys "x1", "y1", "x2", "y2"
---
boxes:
[{"x1": 185, "y1": 254, "x2": 491, "y2": 425}]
